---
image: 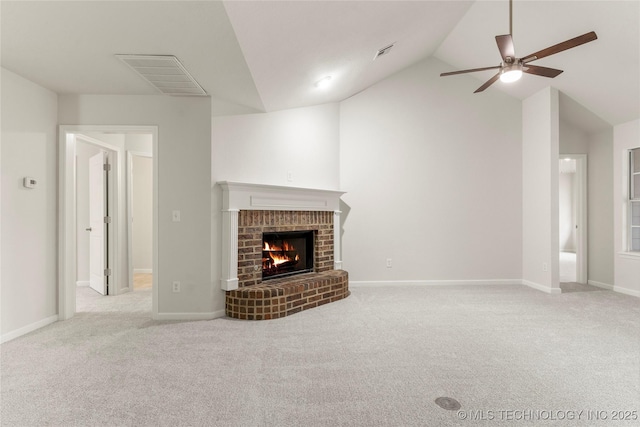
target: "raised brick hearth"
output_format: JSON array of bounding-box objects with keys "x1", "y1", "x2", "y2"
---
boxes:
[
  {"x1": 219, "y1": 182, "x2": 348, "y2": 320},
  {"x1": 226, "y1": 270, "x2": 349, "y2": 320}
]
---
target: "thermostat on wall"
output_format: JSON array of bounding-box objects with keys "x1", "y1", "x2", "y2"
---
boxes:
[{"x1": 23, "y1": 177, "x2": 37, "y2": 189}]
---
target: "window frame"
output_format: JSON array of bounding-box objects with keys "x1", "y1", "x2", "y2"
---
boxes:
[{"x1": 628, "y1": 148, "x2": 640, "y2": 252}]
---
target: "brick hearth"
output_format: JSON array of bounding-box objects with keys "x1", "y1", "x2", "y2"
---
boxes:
[{"x1": 226, "y1": 270, "x2": 349, "y2": 320}]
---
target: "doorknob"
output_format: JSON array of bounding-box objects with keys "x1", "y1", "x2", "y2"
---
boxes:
[{"x1": 85, "y1": 227, "x2": 92, "y2": 232}]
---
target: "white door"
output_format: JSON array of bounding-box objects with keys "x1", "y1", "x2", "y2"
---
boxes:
[{"x1": 89, "y1": 151, "x2": 108, "y2": 295}]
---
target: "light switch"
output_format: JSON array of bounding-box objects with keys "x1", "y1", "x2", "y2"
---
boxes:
[{"x1": 172, "y1": 210, "x2": 181, "y2": 222}]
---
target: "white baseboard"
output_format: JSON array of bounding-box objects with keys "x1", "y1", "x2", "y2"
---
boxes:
[
  {"x1": 588, "y1": 280, "x2": 614, "y2": 290},
  {"x1": 1, "y1": 314, "x2": 58, "y2": 344},
  {"x1": 349, "y1": 279, "x2": 522, "y2": 287},
  {"x1": 521, "y1": 280, "x2": 562, "y2": 294},
  {"x1": 76, "y1": 280, "x2": 90, "y2": 287},
  {"x1": 133, "y1": 269, "x2": 152, "y2": 274},
  {"x1": 588, "y1": 280, "x2": 638, "y2": 297},
  {"x1": 153, "y1": 309, "x2": 226, "y2": 321},
  {"x1": 613, "y1": 285, "x2": 640, "y2": 298}
]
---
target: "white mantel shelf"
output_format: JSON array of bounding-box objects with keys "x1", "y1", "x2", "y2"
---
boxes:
[
  {"x1": 217, "y1": 182, "x2": 346, "y2": 291},
  {"x1": 218, "y1": 181, "x2": 345, "y2": 212}
]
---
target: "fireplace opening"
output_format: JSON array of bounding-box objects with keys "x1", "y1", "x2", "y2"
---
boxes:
[{"x1": 262, "y1": 230, "x2": 314, "y2": 280}]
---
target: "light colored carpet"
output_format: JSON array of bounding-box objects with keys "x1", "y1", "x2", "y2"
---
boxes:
[{"x1": 2, "y1": 285, "x2": 639, "y2": 426}]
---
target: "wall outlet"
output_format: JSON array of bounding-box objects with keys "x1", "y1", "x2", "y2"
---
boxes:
[
  {"x1": 172, "y1": 210, "x2": 181, "y2": 222},
  {"x1": 542, "y1": 262, "x2": 548, "y2": 272},
  {"x1": 172, "y1": 281, "x2": 181, "y2": 293},
  {"x1": 386, "y1": 258, "x2": 392, "y2": 268},
  {"x1": 287, "y1": 171, "x2": 293, "y2": 182}
]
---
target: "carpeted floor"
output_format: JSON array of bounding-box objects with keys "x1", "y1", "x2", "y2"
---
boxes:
[{"x1": 1, "y1": 284, "x2": 639, "y2": 426}]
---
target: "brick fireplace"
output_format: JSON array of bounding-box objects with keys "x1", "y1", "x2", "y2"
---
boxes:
[{"x1": 218, "y1": 182, "x2": 349, "y2": 320}]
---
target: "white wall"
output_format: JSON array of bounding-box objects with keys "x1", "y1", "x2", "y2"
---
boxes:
[
  {"x1": 559, "y1": 120, "x2": 614, "y2": 287},
  {"x1": 75, "y1": 141, "x2": 102, "y2": 284},
  {"x1": 588, "y1": 129, "x2": 614, "y2": 286},
  {"x1": 125, "y1": 133, "x2": 152, "y2": 153},
  {"x1": 613, "y1": 119, "x2": 640, "y2": 296},
  {"x1": 339, "y1": 57, "x2": 522, "y2": 283},
  {"x1": 212, "y1": 103, "x2": 340, "y2": 189},
  {"x1": 132, "y1": 155, "x2": 152, "y2": 272},
  {"x1": 1, "y1": 68, "x2": 58, "y2": 340},
  {"x1": 522, "y1": 87, "x2": 560, "y2": 292},
  {"x1": 211, "y1": 103, "x2": 341, "y2": 311},
  {"x1": 59, "y1": 94, "x2": 213, "y2": 316}
]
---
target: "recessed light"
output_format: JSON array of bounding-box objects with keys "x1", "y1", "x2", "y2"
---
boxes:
[{"x1": 315, "y1": 76, "x2": 332, "y2": 89}]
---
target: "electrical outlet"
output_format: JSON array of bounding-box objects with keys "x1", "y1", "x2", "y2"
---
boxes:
[
  {"x1": 542, "y1": 263, "x2": 548, "y2": 272},
  {"x1": 386, "y1": 258, "x2": 392, "y2": 268},
  {"x1": 172, "y1": 210, "x2": 181, "y2": 222},
  {"x1": 287, "y1": 171, "x2": 293, "y2": 182},
  {"x1": 172, "y1": 281, "x2": 181, "y2": 293}
]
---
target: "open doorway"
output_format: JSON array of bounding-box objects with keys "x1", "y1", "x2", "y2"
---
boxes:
[
  {"x1": 127, "y1": 150, "x2": 153, "y2": 292},
  {"x1": 59, "y1": 125, "x2": 158, "y2": 320},
  {"x1": 558, "y1": 155, "x2": 587, "y2": 285}
]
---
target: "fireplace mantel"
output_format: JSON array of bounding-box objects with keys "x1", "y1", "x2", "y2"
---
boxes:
[
  {"x1": 218, "y1": 182, "x2": 345, "y2": 291},
  {"x1": 219, "y1": 181, "x2": 344, "y2": 212}
]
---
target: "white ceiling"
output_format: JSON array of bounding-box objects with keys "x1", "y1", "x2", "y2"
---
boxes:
[{"x1": 2, "y1": 0, "x2": 638, "y2": 127}]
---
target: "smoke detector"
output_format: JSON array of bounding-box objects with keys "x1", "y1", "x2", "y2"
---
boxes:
[
  {"x1": 373, "y1": 43, "x2": 395, "y2": 60},
  {"x1": 116, "y1": 54, "x2": 207, "y2": 96}
]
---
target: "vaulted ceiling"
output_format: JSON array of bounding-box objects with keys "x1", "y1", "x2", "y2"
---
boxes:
[{"x1": 2, "y1": 1, "x2": 638, "y2": 126}]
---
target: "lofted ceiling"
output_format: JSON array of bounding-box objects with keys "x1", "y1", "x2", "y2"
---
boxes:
[{"x1": 1, "y1": 1, "x2": 638, "y2": 126}]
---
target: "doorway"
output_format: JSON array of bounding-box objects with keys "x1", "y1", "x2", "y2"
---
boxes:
[
  {"x1": 59, "y1": 125, "x2": 158, "y2": 320},
  {"x1": 558, "y1": 155, "x2": 587, "y2": 284},
  {"x1": 127, "y1": 151, "x2": 153, "y2": 292}
]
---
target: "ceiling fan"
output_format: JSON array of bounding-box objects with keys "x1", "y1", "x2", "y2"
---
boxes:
[{"x1": 440, "y1": 0, "x2": 597, "y2": 93}]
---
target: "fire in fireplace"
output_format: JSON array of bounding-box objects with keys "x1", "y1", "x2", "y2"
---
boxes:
[{"x1": 262, "y1": 230, "x2": 314, "y2": 280}]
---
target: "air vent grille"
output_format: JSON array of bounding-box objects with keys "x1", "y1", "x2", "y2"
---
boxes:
[
  {"x1": 116, "y1": 55, "x2": 207, "y2": 96},
  {"x1": 374, "y1": 43, "x2": 395, "y2": 60}
]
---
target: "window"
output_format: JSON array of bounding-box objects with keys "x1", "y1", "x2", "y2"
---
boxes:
[{"x1": 630, "y1": 148, "x2": 640, "y2": 251}]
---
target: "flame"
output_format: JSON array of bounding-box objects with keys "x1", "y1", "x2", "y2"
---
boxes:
[
  {"x1": 263, "y1": 239, "x2": 299, "y2": 269},
  {"x1": 269, "y1": 253, "x2": 291, "y2": 266},
  {"x1": 263, "y1": 241, "x2": 296, "y2": 251}
]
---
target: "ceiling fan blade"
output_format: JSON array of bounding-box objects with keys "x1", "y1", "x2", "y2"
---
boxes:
[
  {"x1": 496, "y1": 34, "x2": 515, "y2": 62},
  {"x1": 474, "y1": 73, "x2": 501, "y2": 93},
  {"x1": 440, "y1": 65, "x2": 501, "y2": 77},
  {"x1": 524, "y1": 64, "x2": 564, "y2": 78},
  {"x1": 521, "y1": 31, "x2": 598, "y2": 63}
]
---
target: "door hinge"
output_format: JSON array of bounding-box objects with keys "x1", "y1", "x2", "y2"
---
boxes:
[
  {"x1": 104, "y1": 268, "x2": 112, "y2": 276},
  {"x1": 104, "y1": 216, "x2": 112, "y2": 223},
  {"x1": 103, "y1": 163, "x2": 111, "y2": 171}
]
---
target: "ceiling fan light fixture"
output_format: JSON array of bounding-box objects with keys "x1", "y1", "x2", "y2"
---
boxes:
[{"x1": 500, "y1": 63, "x2": 523, "y2": 83}]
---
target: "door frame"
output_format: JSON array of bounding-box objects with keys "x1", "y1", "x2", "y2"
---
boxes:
[
  {"x1": 58, "y1": 125, "x2": 158, "y2": 320},
  {"x1": 559, "y1": 154, "x2": 588, "y2": 284},
  {"x1": 126, "y1": 150, "x2": 153, "y2": 290}
]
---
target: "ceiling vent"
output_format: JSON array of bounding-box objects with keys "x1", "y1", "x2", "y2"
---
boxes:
[
  {"x1": 115, "y1": 55, "x2": 207, "y2": 96},
  {"x1": 373, "y1": 43, "x2": 395, "y2": 60}
]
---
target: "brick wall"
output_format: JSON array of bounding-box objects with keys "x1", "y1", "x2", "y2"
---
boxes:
[{"x1": 237, "y1": 210, "x2": 334, "y2": 287}]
